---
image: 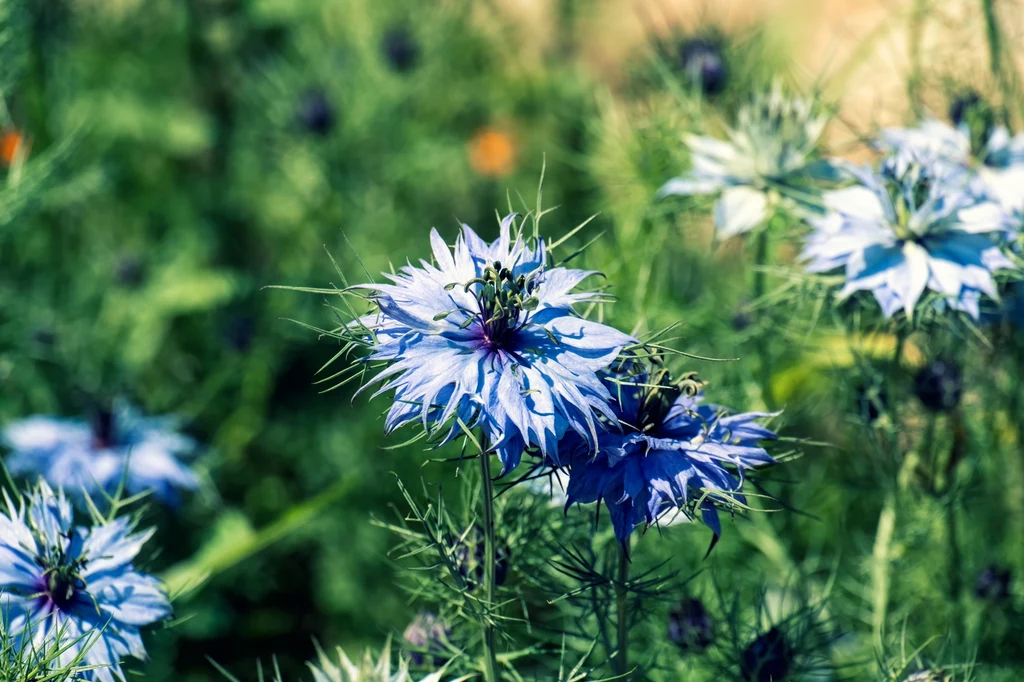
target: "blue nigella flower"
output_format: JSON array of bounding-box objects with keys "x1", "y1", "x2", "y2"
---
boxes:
[
  {"x1": 802, "y1": 149, "x2": 1017, "y2": 319},
  {"x1": 2, "y1": 402, "x2": 199, "y2": 505},
  {"x1": 564, "y1": 368, "x2": 777, "y2": 550},
  {"x1": 349, "y1": 215, "x2": 635, "y2": 474},
  {"x1": 0, "y1": 481, "x2": 172, "y2": 682},
  {"x1": 658, "y1": 83, "x2": 832, "y2": 238}
]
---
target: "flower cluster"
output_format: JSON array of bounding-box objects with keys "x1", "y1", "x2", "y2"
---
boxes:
[
  {"x1": 349, "y1": 215, "x2": 634, "y2": 474},
  {"x1": 346, "y1": 219, "x2": 779, "y2": 550},
  {"x1": 659, "y1": 83, "x2": 831, "y2": 238},
  {"x1": 0, "y1": 481, "x2": 171, "y2": 682},
  {"x1": 3, "y1": 401, "x2": 198, "y2": 505}
]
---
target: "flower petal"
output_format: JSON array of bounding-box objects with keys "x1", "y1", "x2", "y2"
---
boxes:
[{"x1": 714, "y1": 186, "x2": 768, "y2": 239}]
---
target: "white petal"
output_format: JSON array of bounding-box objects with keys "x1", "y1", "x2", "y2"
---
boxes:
[
  {"x1": 823, "y1": 186, "x2": 887, "y2": 223},
  {"x1": 656, "y1": 176, "x2": 723, "y2": 198},
  {"x1": 898, "y1": 241, "x2": 931, "y2": 319},
  {"x1": 955, "y1": 200, "x2": 1010, "y2": 234},
  {"x1": 978, "y1": 166, "x2": 1024, "y2": 215},
  {"x1": 714, "y1": 186, "x2": 768, "y2": 239}
]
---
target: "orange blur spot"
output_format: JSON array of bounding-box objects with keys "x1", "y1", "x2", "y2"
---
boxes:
[
  {"x1": 469, "y1": 127, "x2": 516, "y2": 178},
  {"x1": 1, "y1": 130, "x2": 26, "y2": 166}
]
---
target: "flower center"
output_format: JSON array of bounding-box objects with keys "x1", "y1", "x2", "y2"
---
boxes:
[
  {"x1": 885, "y1": 164, "x2": 932, "y2": 241},
  {"x1": 91, "y1": 408, "x2": 117, "y2": 449},
  {"x1": 467, "y1": 261, "x2": 540, "y2": 349},
  {"x1": 37, "y1": 552, "x2": 88, "y2": 612},
  {"x1": 629, "y1": 369, "x2": 702, "y2": 434}
]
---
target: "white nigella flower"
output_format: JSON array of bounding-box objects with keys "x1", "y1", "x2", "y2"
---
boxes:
[
  {"x1": 883, "y1": 118, "x2": 1024, "y2": 220},
  {"x1": 658, "y1": 83, "x2": 832, "y2": 239},
  {"x1": 802, "y1": 148, "x2": 1018, "y2": 319}
]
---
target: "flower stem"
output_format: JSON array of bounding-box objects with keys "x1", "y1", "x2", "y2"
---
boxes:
[
  {"x1": 870, "y1": 490, "x2": 896, "y2": 652},
  {"x1": 907, "y1": 0, "x2": 928, "y2": 117},
  {"x1": 872, "y1": 325, "x2": 910, "y2": 651},
  {"x1": 615, "y1": 546, "x2": 630, "y2": 678},
  {"x1": 478, "y1": 449, "x2": 500, "y2": 682},
  {"x1": 946, "y1": 496, "x2": 962, "y2": 600},
  {"x1": 982, "y1": 0, "x2": 1003, "y2": 81},
  {"x1": 753, "y1": 229, "x2": 774, "y2": 409}
]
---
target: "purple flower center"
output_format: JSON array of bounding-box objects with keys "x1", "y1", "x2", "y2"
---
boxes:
[
  {"x1": 91, "y1": 408, "x2": 118, "y2": 450},
  {"x1": 36, "y1": 558, "x2": 87, "y2": 612},
  {"x1": 466, "y1": 261, "x2": 541, "y2": 350}
]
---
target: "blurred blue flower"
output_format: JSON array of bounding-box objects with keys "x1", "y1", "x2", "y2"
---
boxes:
[
  {"x1": 658, "y1": 83, "x2": 831, "y2": 238},
  {"x1": 2, "y1": 402, "x2": 198, "y2": 505},
  {"x1": 564, "y1": 370, "x2": 777, "y2": 550},
  {"x1": 802, "y1": 150, "x2": 1017, "y2": 319},
  {"x1": 883, "y1": 118, "x2": 1024, "y2": 220},
  {"x1": 0, "y1": 481, "x2": 171, "y2": 682},
  {"x1": 350, "y1": 215, "x2": 635, "y2": 474}
]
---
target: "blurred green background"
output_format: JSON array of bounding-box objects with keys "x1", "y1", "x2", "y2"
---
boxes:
[{"x1": 4, "y1": 0, "x2": 1024, "y2": 679}]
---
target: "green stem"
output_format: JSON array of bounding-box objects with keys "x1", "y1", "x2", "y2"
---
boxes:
[
  {"x1": 982, "y1": 0, "x2": 1003, "y2": 80},
  {"x1": 872, "y1": 327, "x2": 910, "y2": 651},
  {"x1": 752, "y1": 229, "x2": 773, "y2": 409},
  {"x1": 615, "y1": 547, "x2": 630, "y2": 677},
  {"x1": 907, "y1": 0, "x2": 928, "y2": 117},
  {"x1": 870, "y1": 490, "x2": 896, "y2": 652},
  {"x1": 26, "y1": 1, "x2": 56, "y2": 150},
  {"x1": 888, "y1": 328, "x2": 906, "y2": 429},
  {"x1": 478, "y1": 450, "x2": 500, "y2": 682},
  {"x1": 946, "y1": 498, "x2": 962, "y2": 603},
  {"x1": 922, "y1": 414, "x2": 937, "y2": 492}
]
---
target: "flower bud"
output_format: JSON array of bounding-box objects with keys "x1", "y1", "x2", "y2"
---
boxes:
[
  {"x1": 678, "y1": 38, "x2": 727, "y2": 96},
  {"x1": 381, "y1": 26, "x2": 419, "y2": 73},
  {"x1": 402, "y1": 611, "x2": 450, "y2": 666},
  {"x1": 454, "y1": 528, "x2": 509, "y2": 590},
  {"x1": 740, "y1": 627, "x2": 791, "y2": 682},
  {"x1": 296, "y1": 90, "x2": 335, "y2": 136},
  {"x1": 975, "y1": 564, "x2": 1012, "y2": 603},
  {"x1": 913, "y1": 359, "x2": 962, "y2": 412},
  {"x1": 667, "y1": 598, "x2": 714, "y2": 652}
]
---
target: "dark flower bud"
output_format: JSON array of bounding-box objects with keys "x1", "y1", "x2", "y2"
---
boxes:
[
  {"x1": 678, "y1": 38, "x2": 727, "y2": 96},
  {"x1": 116, "y1": 256, "x2": 145, "y2": 288},
  {"x1": 667, "y1": 598, "x2": 714, "y2": 652},
  {"x1": 949, "y1": 91, "x2": 983, "y2": 128},
  {"x1": 296, "y1": 90, "x2": 335, "y2": 136},
  {"x1": 913, "y1": 359, "x2": 962, "y2": 412},
  {"x1": 402, "y1": 611, "x2": 451, "y2": 666},
  {"x1": 732, "y1": 307, "x2": 753, "y2": 331},
  {"x1": 454, "y1": 528, "x2": 509, "y2": 590},
  {"x1": 740, "y1": 627, "x2": 791, "y2": 682},
  {"x1": 948, "y1": 90, "x2": 997, "y2": 162},
  {"x1": 91, "y1": 407, "x2": 117, "y2": 450},
  {"x1": 975, "y1": 564, "x2": 1012, "y2": 603},
  {"x1": 381, "y1": 26, "x2": 419, "y2": 73},
  {"x1": 223, "y1": 314, "x2": 256, "y2": 353},
  {"x1": 854, "y1": 383, "x2": 888, "y2": 423},
  {"x1": 32, "y1": 329, "x2": 56, "y2": 347}
]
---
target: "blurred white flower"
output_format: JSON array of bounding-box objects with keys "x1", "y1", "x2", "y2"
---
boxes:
[{"x1": 659, "y1": 83, "x2": 832, "y2": 238}]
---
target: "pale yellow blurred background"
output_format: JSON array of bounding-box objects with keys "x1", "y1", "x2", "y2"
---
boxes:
[{"x1": 495, "y1": 0, "x2": 1024, "y2": 145}]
